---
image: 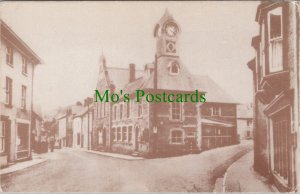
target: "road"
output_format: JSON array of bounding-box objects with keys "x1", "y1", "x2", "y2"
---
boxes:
[{"x1": 1, "y1": 141, "x2": 252, "y2": 192}]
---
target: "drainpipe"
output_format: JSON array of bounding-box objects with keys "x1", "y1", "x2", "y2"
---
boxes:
[
  {"x1": 292, "y1": 1, "x2": 300, "y2": 191},
  {"x1": 29, "y1": 62, "x2": 35, "y2": 159},
  {"x1": 153, "y1": 54, "x2": 158, "y2": 155},
  {"x1": 87, "y1": 104, "x2": 90, "y2": 150}
]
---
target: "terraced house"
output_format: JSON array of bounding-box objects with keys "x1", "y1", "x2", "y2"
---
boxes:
[
  {"x1": 248, "y1": 1, "x2": 300, "y2": 191},
  {"x1": 0, "y1": 19, "x2": 42, "y2": 167},
  {"x1": 92, "y1": 10, "x2": 238, "y2": 157}
]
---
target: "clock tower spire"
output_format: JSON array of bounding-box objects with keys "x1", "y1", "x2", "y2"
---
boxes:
[{"x1": 153, "y1": 9, "x2": 181, "y2": 58}]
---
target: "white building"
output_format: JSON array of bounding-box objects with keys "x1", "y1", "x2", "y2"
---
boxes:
[
  {"x1": 237, "y1": 103, "x2": 253, "y2": 140},
  {"x1": 0, "y1": 19, "x2": 42, "y2": 167},
  {"x1": 57, "y1": 114, "x2": 67, "y2": 147}
]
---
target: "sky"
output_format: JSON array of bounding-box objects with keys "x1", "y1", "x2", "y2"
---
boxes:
[{"x1": 0, "y1": 1, "x2": 259, "y2": 113}]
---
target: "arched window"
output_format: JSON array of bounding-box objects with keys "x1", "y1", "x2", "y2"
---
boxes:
[
  {"x1": 170, "y1": 129, "x2": 184, "y2": 144},
  {"x1": 169, "y1": 62, "x2": 180, "y2": 74}
]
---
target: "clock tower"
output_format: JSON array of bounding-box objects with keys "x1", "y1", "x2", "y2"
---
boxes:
[{"x1": 154, "y1": 9, "x2": 181, "y2": 58}]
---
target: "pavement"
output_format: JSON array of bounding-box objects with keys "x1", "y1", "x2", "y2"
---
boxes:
[
  {"x1": 0, "y1": 158, "x2": 47, "y2": 176},
  {"x1": 83, "y1": 149, "x2": 144, "y2": 160},
  {"x1": 215, "y1": 150, "x2": 277, "y2": 192},
  {"x1": 0, "y1": 142, "x2": 252, "y2": 192}
]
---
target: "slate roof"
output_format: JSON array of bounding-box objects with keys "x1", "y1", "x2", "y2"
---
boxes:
[
  {"x1": 142, "y1": 58, "x2": 195, "y2": 91},
  {"x1": 1, "y1": 19, "x2": 42, "y2": 64},
  {"x1": 192, "y1": 75, "x2": 236, "y2": 104},
  {"x1": 100, "y1": 62, "x2": 237, "y2": 104},
  {"x1": 102, "y1": 67, "x2": 143, "y2": 91}
]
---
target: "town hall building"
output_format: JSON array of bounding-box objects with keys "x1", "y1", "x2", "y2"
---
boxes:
[{"x1": 92, "y1": 10, "x2": 238, "y2": 157}]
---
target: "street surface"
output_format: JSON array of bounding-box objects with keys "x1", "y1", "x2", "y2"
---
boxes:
[{"x1": 1, "y1": 141, "x2": 252, "y2": 192}]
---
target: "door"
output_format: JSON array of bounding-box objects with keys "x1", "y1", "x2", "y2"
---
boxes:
[
  {"x1": 102, "y1": 128, "x2": 106, "y2": 147},
  {"x1": 4, "y1": 120, "x2": 11, "y2": 161},
  {"x1": 135, "y1": 126, "x2": 139, "y2": 151},
  {"x1": 271, "y1": 107, "x2": 293, "y2": 188}
]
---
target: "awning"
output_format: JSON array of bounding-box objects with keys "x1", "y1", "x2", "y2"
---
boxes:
[{"x1": 201, "y1": 118, "x2": 234, "y2": 128}]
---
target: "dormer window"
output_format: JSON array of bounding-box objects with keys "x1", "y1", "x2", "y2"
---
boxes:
[
  {"x1": 169, "y1": 62, "x2": 180, "y2": 75},
  {"x1": 268, "y1": 7, "x2": 283, "y2": 73}
]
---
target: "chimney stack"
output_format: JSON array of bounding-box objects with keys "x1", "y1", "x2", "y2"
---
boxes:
[{"x1": 129, "y1": 63, "x2": 136, "y2": 82}]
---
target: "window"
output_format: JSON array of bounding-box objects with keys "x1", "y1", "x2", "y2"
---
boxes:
[
  {"x1": 0, "y1": 122, "x2": 4, "y2": 152},
  {"x1": 171, "y1": 130, "x2": 183, "y2": 144},
  {"x1": 138, "y1": 102, "x2": 142, "y2": 117},
  {"x1": 101, "y1": 103, "x2": 106, "y2": 117},
  {"x1": 259, "y1": 21, "x2": 266, "y2": 81},
  {"x1": 112, "y1": 128, "x2": 116, "y2": 142},
  {"x1": 169, "y1": 62, "x2": 180, "y2": 74},
  {"x1": 21, "y1": 86, "x2": 26, "y2": 110},
  {"x1": 5, "y1": 77, "x2": 12, "y2": 106},
  {"x1": 247, "y1": 119, "x2": 252, "y2": 126},
  {"x1": 77, "y1": 133, "x2": 80, "y2": 145},
  {"x1": 212, "y1": 105, "x2": 220, "y2": 116},
  {"x1": 126, "y1": 103, "x2": 130, "y2": 118},
  {"x1": 113, "y1": 105, "x2": 117, "y2": 120},
  {"x1": 171, "y1": 102, "x2": 182, "y2": 120},
  {"x1": 268, "y1": 7, "x2": 283, "y2": 73},
  {"x1": 98, "y1": 103, "x2": 101, "y2": 118},
  {"x1": 128, "y1": 126, "x2": 132, "y2": 142},
  {"x1": 105, "y1": 103, "x2": 109, "y2": 116},
  {"x1": 98, "y1": 128, "x2": 102, "y2": 144},
  {"x1": 120, "y1": 104, "x2": 123, "y2": 120},
  {"x1": 6, "y1": 46, "x2": 13, "y2": 66},
  {"x1": 22, "y1": 56, "x2": 28, "y2": 74},
  {"x1": 117, "y1": 127, "x2": 121, "y2": 141},
  {"x1": 122, "y1": 127, "x2": 127, "y2": 142}
]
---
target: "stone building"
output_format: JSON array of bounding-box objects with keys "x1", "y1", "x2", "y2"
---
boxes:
[
  {"x1": 237, "y1": 103, "x2": 253, "y2": 140},
  {"x1": 0, "y1": 19, "x2": 42, "y2": 167},
  {"x1": 92, "y1": 10, "x2": 238, "y2": 157},
  {"x1": 248, "y1": 1, "x2": 300, "y2": 191}
]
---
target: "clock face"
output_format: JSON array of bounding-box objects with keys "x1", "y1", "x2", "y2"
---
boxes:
[{"x1": 165, "y1": 22, "x2": 178, "y2": 37}]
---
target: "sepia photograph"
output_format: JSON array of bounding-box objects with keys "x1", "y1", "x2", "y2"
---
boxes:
[{"x1": 0, "y1": 1, "x2": 299, "y2": 193}]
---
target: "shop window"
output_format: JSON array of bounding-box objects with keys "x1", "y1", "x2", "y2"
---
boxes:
[
  {"x1": 170, "y1": 129, "x2": 184, "y2": 144},
  {"x1": 16, "y1": 123, "x2": 29, "y2": 151}
]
